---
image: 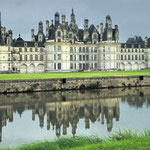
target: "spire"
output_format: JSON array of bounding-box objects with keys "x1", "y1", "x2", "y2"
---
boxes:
[{"x1": 72, "y1": 8, "x2": 74, "y2": 14}]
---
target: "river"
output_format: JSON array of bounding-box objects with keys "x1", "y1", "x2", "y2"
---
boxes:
[{"x1": 0, "y1": 87, "x2": 150, "y2": 148}]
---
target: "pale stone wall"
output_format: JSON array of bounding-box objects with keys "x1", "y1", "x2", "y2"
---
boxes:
[{"x1": 0, "y1": 76, "x2": 149, "y2": 93}]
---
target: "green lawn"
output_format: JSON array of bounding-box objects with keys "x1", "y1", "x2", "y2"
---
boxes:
[
  {"x1": 3, "y1": 130, "x2": 150, "y2": 150},
  {"x1": 0, "y1": 70, "x2": 150, "y2": 80}
]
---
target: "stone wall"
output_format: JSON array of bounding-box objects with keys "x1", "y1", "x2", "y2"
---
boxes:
[{"x1": 0, "y1": 76, "x2": 150, "y2": 93}]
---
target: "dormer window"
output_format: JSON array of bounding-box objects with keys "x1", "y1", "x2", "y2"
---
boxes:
[
  {"x1": 35, "y1": 43, "x2": 38, "y2": 47},
  {"x1": 138, "y1": 44, "x2": 141, "y2": 48},
  {"x1": 24, "y1": 42, "x2": 27, "y2": 47}
]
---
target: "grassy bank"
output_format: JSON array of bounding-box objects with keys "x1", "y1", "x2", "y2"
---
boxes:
[
  {"x1": 3, "y1": 130, "x2": 150, "y2": 150},
  {"x1": 0, "y1": 70, "x2": 150, "y2": 80}
]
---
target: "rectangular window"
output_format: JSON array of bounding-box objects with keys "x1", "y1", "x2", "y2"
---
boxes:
[
  {"x1": 86, "y1": 47, "x2": 89, "y2": 53},
  {"x1": 74, "y1": 47, "x2": 76, "y2": 53},
  {"x1": 74, "y1": 55, "x2": 76, "y2": 61},
  {"x1": 94, "y1": 63, "x2": 97, "y2": 69},
  {"x1": 24, "y1": 48, "x2": 27, "y2": 52},
  {"x1": 83, "y1": 47, "x2": 85, "y2": 53},
  {"x1": 94, "y1": 47, "x2": 97, "y2": 53},
  {"x1": 20, "y1": 55, "x2": 22, "y2": 61},
  {"x1": 54, "y1": 54, "x2": 56, "y2": 60},
  {"x1": 30, "y1": 55, "x2": 33, "y2": 61},
  {"x1": 83, "y1": 55, "x2": 85, "y2": 61},
  {"x1": 121, "y1": 55, "x2": 123, "y2": 60},
  {"x1": 70, "y1": 47, "x2": 73, "y2": 53},
  {"x1": 40, "y1": 55, "x2": 43, "y2": 61},
  {"x1": 94, "y1": 55, "x2": 97, "y2": 61},
  {"x1": 30, "y1": 48, "x2": 32, "y2": 52},
  {"x1": 91, "y1": 55, "x2": 93, "y2": 61},
  {"x1": 79, "y1": 47, "x2": 82, "y2": 53},
  {"x1": 86, "y1": 55, "x2": 89, "y2": 61},
  {"x1": 135, "y1": 55, "x2": 137, "y2": 60},
  {"x1": 54, "y1": 63, "x2": 56, "y2": 69},
  {"x1": 58, "y1": 54, "x2": 61, "y2": 60},
  {"x1": 79, "y1": 63, "x2": 82, "y2": 70},
  {"x1": 142, "y1": 55, "x2": 144, "y2": 60},
  {"x1": 25, "y1": 55, "x2": 27, "y2": 61},
  {"x1": 74, "y1": 63, "x2": 76, "y2": 69},
  {"x1": 40, "y1": 48, "x2": 43, "y2": 52},
  {"x1": 79, "y1": 55, "x2": 82, "y2": 61},
  {"x1": 35, "y1": 48, "x2": 38, "y2": 52},
  {"x1": 91, "y1": 47, "x2": 93, "y2": 53},
  {"x1": 70, "y1": 55, "x2": 73, "y2": 61},
  {"x1": 70, "y1": 63, "x2": 73, "y2": 69},
  {"x1": 128, "y1": 55, "x2": 130, "y2": 60},
  {"x1": 19, "y1": 48, "x2": 22, "y2": 52},
  {"x1": 58, "y1": 63, "x2": 61, "y2": 70},
  {"x1": 35, "y1": 55, "x2": 38, "y2": 61}
]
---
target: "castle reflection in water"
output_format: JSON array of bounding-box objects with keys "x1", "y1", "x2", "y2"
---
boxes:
[{"x1": 0, "y1": 87, "x2": 150, "y2": 142}]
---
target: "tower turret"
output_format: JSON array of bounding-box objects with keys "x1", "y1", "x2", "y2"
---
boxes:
[
  {"x1": 71, "y1": 8, "x2": 76, "y2": 24},
  {"x1": 31, "y1": 29, "x2": 35, "y2": 41},
  {"x1": 46, "y1": 20, "x2": 49, "y2": 39},
  {"x1": 62, "y1": 15, "x2": 66, "y2": 25},
  {"x1": 145, "y1": 36, "x2": 148, "y2": 48},
  {"x1": 84, "y1": 19, "x2": 89, "y2": 31},
  {"x1": 105, "y1": 15, "x2": 112, "y2": 41},
  {"x1": 100, "y1": 23, "x2": 103, "y2": 41},
  {"x1": 38, "y1": 21, "x2": 43, "y2": 33},
  {"x1": 55, "y1": 12, "x2": 60, "y2": 27},
  {"x1": 106, "y1": 15, "x2": 112, "y2": 28},
  {"x1": 115, "y1": 25, "x2": 119, "y2": 43}
]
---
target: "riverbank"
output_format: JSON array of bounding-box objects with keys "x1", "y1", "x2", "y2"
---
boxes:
[
  {"x1": 3, "y1": 130, "x2": 150, "y2": 150},
  {"x1": 0, "y1": 75, "x2": 150, "y2": 93}
]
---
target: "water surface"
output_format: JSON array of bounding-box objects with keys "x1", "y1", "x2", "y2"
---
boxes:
[{"x1": 0, "y1": 87, "x2": 150, "y2": 147}]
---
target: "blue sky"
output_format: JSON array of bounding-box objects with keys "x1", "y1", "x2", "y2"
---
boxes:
[{"x1": 0, "y1": 0, "x2": 150, "y2": 42}]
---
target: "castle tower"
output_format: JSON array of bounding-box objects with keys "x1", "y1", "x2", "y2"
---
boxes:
[
  {"x1": 145, "y1": 36, "x2": 148, "y2": 48},
  {"x1": 46, "y1": 20, "x2": 49, "y2": 39},
  {"x1": 62, "y1": 15, "x2": 66, "y2": 25},
  {"x1": 55, "y1": 12, "x2": 60, "y2": 27},
  {"x1": 83, "y1": 19, "x2": 89, "y2": 41},
  {"x1": 71, "y1": 8, "x2": 76, "y2": 24},
  {"x1": 106, "y1": 15, "x2": 112, "y2": 28},
  {"x1": 100, "y1": 23, "x2": 103, "y2": 41},
  {"x1": 115, "y1": 25, "x2": 119, "y2": 43},
  {"x1": 7, "y1": 30, "x2": 13, "y2": 46},
  {"x1": 84, "y1": 19, "x2": 88, "y2": 31},
  {"x1": 31, "y1": 29, "x2": 35, "y2": 41},
  {"x1": 38, "y1": 21, "x2": 43, "y2": 33},
  {"x1": 105, "y1": 15, "x2": 112, "y2": 41}
]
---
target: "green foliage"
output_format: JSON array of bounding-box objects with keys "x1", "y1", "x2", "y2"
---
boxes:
[
  {"x1": 2, "y1": 130, "x2": 150, "y2": 150},
  {"x1": 0, "y1": 70, "x2": 150, "y2": 80}
]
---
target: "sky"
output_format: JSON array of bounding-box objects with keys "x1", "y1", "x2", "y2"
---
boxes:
[{"x1": 0, "y1": 0, "x2": 150, "y2": 42}]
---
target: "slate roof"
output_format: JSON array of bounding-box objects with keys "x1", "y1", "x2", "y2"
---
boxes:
[
  {"x1": 13, "y1": 41, "x2": 44, "y2": 47},
  {"x1": 121, "y1": 43, "x2": 145, "y2": 48}
]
